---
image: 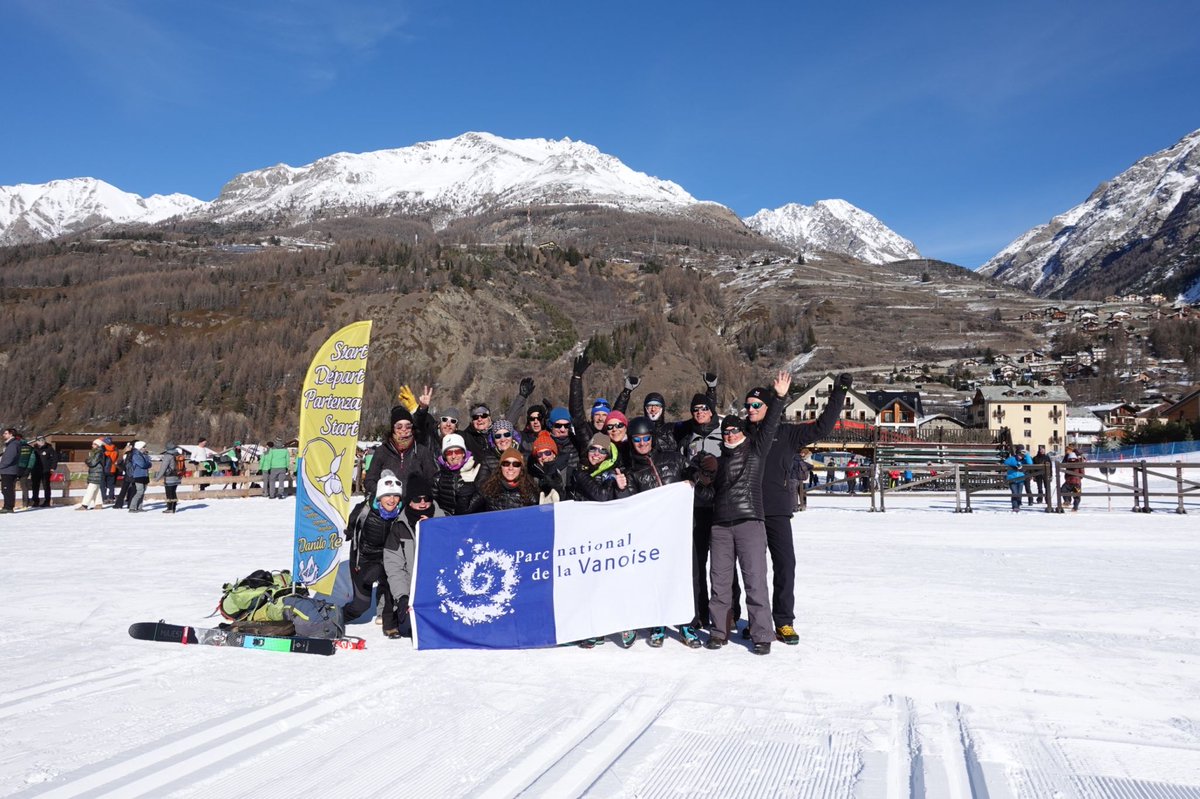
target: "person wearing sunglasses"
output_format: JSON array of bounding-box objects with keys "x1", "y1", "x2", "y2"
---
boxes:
[
  {"x1": 411, "y1": 383, "x2": 461, "y2": 452},
  {"x1": 737, "y1": 372, "x2": 852, "y2": 647},
  {"x1": 545, "y1": 406, "x2": 580, "y2": 473},
  {"x1": 343, "y1": 470, "x2": 408, "y2": 639},
  {"x1": 469, "y1": 449, "x2": 540, "y2": 513},
  {"x1": 567, "y1": 352, "x2": 617, "y2": 456},
  {"x1": 478, "y1": 418, "x2": 523, "y2": 479},
  {"x1": 520, "y1": 404, "x2": 548, "y2": 456},
  {"x1": 459, "y1": 377, "x2": 537, "y2": 461},
  {"x1": 377, "y1": 472, "x2": 445, "y2": 640},
  {"x1": 625, "y1": 416, "x2": 705, "y2": 649},
  {"x1": 431, "y1": 433, "x2": 482, "y2": 516},
  {"x1": 602, "y1": 410, "x2": 633, "y2": 469},
  {"x1": 699, "y1": 370, "x2": 792, "y2": 656},
  {"x1": 364, "y1": 404, "x2": 437, "y2": 499},
  {"x1": 526, "y1": 431, "x2": 571, "y2": 504},
  {"x1": 610, "y1": 374, "x2": 679, "y2": 455},
  {"x1": 673, "y1": 373, "x2": 738, "y2": 633}
]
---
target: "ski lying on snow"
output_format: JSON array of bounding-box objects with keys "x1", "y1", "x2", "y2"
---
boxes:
[{"x1": 128, "y1": 621, "x2": 338, "y2": 656}]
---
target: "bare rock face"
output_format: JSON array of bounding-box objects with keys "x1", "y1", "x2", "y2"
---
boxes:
[{"x1": 980, "y1": 129, "x2": 1200, "y2": 300}]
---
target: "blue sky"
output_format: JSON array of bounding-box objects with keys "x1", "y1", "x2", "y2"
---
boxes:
[{"x1": 3, "y1": 0, "x2": 1198, "y2": 267}]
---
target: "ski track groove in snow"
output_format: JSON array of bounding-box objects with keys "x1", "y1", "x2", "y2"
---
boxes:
[
  {"x1": 0, "y1": 665, "x2": 172, "y2": 722},
  {"x1": 576, "y1": 700, "x2": 864, "y2": 798},
  {"x1": 23, "y1": 683, "x2": 379, "y2": 799}
]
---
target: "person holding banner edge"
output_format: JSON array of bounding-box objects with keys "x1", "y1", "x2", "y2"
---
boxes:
[{"x1": 699, "y1": 370, "x2": 792, "y2": 656}]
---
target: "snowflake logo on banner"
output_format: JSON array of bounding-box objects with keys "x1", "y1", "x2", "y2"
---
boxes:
[{"x1": 436, "y1": 539, "x2": 520, "y2": 625}]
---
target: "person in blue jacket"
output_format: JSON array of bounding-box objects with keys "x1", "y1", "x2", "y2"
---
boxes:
[
  {"x1": 1002, "y1": 447, "x2": 1027, "y2": 512},
  {"x1": 127, "y1": 441, "x2": 153, "y2": 512}
]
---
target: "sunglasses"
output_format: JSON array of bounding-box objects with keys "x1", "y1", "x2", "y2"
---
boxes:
[
  {"x1": 472, "y1": 413, "x2": 490, "y2": 420},
  {"x1": 411, "y1": 496, "x2": 431, "y2": 504},
  {"x1": 440, "y1": 416, "x2": 458, "y2": 425},
  {"x1": 493, "y1": 431, "x2": 513, "y2": 439},
  {"x1": 393, "y1": 422, "x2": 413, "y2": 429},
  {"x1": 500, "y1": 460, "x2": 522, "y2": 468},
  {"x1": 631, "y1": 434, "x2": 652, "y2": 444},
  {"x1": 722, "y1": 429, "x2": 742, "y2": 436},
  {"x1": 535, "y1": 450, "x2": 555, "y2": 458},
  {"x1": 552, "y1": 422, "x2": 571, "y2": 429},
  {"x1": 691, "y1": 406, "x2": 711, "y2": 413},
  {"x1": 605, "y1": 422, "x2": 625, "y2": 430},
  {"x1": 587, "y1": 446, "x2": 608, "y2": 455},
  {"x1": 528, "y1": 414, "x2": 543, "y2": 421},
  {"x1": 745, "y1": 401, "x2": 765, "y2": 410}
]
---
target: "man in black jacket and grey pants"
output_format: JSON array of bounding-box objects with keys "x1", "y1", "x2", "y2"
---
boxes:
[
  {"x1": 743, "y1": 372, "x2": 851, "y2": 645},
  {"x1": 699, "y1": 370, "x2": 791, "y2": 655}
]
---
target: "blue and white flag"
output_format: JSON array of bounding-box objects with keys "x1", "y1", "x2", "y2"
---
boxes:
[{"x1": 410, "y1": 483, "x2": 695, "y2": 650}]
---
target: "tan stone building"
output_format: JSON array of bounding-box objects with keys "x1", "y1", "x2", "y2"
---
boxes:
[{"x1": 969, "y1": 386, "x2": 1070, "y2": 452}]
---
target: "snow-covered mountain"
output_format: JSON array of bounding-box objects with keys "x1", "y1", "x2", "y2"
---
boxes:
[
  {"x1": 0, "y1": 134, "x2": 923, "y2": 266},
  {"x1": 980, "y1": 129, "x2": 1200, "y2": 300},
  {"x1": 205, "y1": 132, "x2": 701, "y2": 223},
  {"x1": 744, "y1": 199, "x2": 920, "y2": 265},
  {"x1": 0, "y1": 178, "x2": 206, "y2": 246}
]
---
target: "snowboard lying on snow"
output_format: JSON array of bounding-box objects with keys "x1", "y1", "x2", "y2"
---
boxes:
[{"x1": 128, "y1": 620, "x2": 361, "y2": 656}]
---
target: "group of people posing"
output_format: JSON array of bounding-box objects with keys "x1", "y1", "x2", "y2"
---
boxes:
[{"x1": 343, "y1": 356, "x2": 853, "y2": 655}]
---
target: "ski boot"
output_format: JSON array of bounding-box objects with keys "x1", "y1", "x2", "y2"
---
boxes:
[{"x1": 647, "y1": 627, "x2": 665, "y2": 648}]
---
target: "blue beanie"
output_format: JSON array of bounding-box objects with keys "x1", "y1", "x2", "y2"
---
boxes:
[
  {"x1": 591, "y1": 398, "x2": 611, "y2": 414},
  {"x1": 548, "y1": 407, "x2": 572, "y2": 425}
]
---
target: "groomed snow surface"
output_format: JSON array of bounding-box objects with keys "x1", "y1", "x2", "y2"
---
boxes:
[{"x1": 4, "y1": 482, "x2": 1199, "y2": 798}]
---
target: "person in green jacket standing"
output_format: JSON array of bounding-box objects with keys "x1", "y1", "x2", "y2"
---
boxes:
[{"x1": 262, "y1": 441, "x2": 290, "y2": 499}]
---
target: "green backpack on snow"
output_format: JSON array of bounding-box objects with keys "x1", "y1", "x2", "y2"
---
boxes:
[{"x1": 217, "y1": 569, "x2": 345, "y2": 639}]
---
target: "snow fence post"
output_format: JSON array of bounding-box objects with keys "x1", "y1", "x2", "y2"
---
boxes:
[{"x1": 1176, "y1": 461, "x2": 1187, "y2": 515}]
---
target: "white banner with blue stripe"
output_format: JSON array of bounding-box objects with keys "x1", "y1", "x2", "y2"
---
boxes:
[{"x1": 410, "y1": 483, "x2": 695, "y2": 650}]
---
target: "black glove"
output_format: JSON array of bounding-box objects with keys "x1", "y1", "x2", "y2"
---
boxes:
[
  {"x1": 624, "y1": 375, "x2": 641, "y2": 391},
  {"x1": 518, "y1": 377, "x2": 535, "y2": 398},
  {"x1": 702, "y1": 372, "x2": 718, "y2": 388},
  {"x1": 837, "y1": 372, "x2": 853, "y2": 390},
  {"x1": 572, "y1": 353, "x2": 590, "y2": 377}
]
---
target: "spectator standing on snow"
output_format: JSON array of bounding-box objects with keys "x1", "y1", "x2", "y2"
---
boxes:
[
  {"x1": 1002, "y1": 447, "x2": 1027, "y2": 513},
  {"x1": 32, "y1": 436, "x2": 58, "y2": 507},
  {"x1": 261, "y1": 441, "x2": 289, "y2": 499},
  {"x1": 77, "y1": 438, "x2": 107, "y2": 511},
  {"x1": 0, "y1": 428, "x2": 21, "y2": 513},
  {"x1": 127, "y1": 441, "x2": 152, "y2": 513},
  {"x1": 1031, "y1": 444, "x2": 1050, "y2": 505},
  {"x1": 156, "y1": 443, "x2": 184, "y2": 514},
  {"x1": 697, "y1": 370, "x2": 792, "y2": 656},
  {"x1": 1061, "y1": 444, "x2": 1085, "y2": 512}
]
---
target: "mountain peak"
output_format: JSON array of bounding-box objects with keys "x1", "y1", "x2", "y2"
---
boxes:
[
  {"x1": 980, "y1": 128, "x2": 1200, "y2": 298},
  {"x1": 744, "y1": 199, "x2": 920, "y2": 264}
]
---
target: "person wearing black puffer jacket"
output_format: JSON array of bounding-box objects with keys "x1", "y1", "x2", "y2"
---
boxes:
[
  {"x1": 343, "y1": 470, "x2": 407, "y2": 636},
  {"x1": 697, "y1": 370, "x2": 791, "y2": 656},
  {"x1": 364, "y1": 405, "x2": 437, "y2": 498},
  {"x1": 742, "y1": 372, "x2": 851, "y2": 646},
  {"x1": 468, "y1": 449, "x2": 540, "y2": 513},
  {"x1": 431, "y1": 434, "x2": 483, "y2": 516},
  {"x1": 612, "y1": 376, "x2": 678, "y2": 455}
]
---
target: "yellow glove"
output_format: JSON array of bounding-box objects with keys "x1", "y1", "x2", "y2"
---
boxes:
[{"x1": 396, "y1": 385, "x2": 418, "y2": 413}]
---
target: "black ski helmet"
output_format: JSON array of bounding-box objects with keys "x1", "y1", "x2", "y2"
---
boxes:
[{"x1": 628, "y1": 416, "x2": 654, "y2": 439}]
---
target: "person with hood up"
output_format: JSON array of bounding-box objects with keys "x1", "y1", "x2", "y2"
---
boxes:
[
  {"x1": 611, "y1": 375, "x2": 679, "y2": 455},
  {"x1": 431, "y1": 433, "x2": 483, "y2": 516},
  {"x1": 697, "y1": 370, "x2": 791, "y2": 656},
  {"x1": 364, "y1": 405, "x2": 436, "y2": 498},
  {"x1": 343, "y1": 470, "x2": 410, "y2": 638}
]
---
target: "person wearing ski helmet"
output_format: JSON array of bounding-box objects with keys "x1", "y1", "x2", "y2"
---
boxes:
[{"x1": 611, "y1": 374, "x2": 678, "y2": 454}]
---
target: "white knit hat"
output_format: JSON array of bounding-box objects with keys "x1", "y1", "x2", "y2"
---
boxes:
[
  {"x1": 441, "y1": 433, "x2": 467, "y2": 454},
  {"x1": 133, "y1": 441, "x2": 147, "y2": 450},
  {"x1": 376, "y1": 469, "x2": 403, "y2": 500}
]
